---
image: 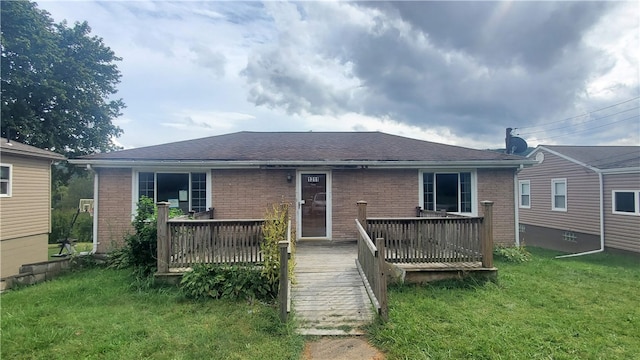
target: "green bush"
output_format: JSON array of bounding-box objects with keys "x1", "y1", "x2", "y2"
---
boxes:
[
  {"x1": 108, "y1": 197, "x2": 181, "y2": 278},
  {"x1": 494, "y1": 244, "x2": 532, "y2": 263},
  {"x1": 50, "y1": 209, "x2": 93, "y2": 244},
  {"x1": 181, "y1": 263, "x2": 275, "y2": 301},
  {"x1": 261, "y1": 202, "x2": 295, "y2": 291}
]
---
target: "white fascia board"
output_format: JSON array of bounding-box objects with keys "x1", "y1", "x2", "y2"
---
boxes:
[
  {"x1": 599, "y1": 167, "x2": 640, "y2": 174},
  {"x1": 536, "y1": 146, "x2": 600, "y2": 173},
  {"x1": 69, "y1": 159, "x2": 537, "y2": 169}
]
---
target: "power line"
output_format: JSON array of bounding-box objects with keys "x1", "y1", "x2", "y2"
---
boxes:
[
  {"x1": 516, "y1": 95, "x2": 640, "y2": 131},
  {"x1": 532, "y1": 114, "x2": 639, "y2": 142},
  {"x1": 517, "y1": 106, "x2": 639, "y2": 136}
]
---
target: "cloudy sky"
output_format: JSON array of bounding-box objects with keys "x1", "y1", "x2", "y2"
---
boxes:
[{"x1": 39, "y1": 0, "x2": 639, "y2": 150}]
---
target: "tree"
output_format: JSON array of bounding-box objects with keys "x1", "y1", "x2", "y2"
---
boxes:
[{"x1": 1, "y1": 0, "x2": 124, "y2": 161}]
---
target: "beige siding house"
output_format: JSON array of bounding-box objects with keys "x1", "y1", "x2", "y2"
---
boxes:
[
  {"x1": 518, "y1": 145, "x2": 640, "y2": 254},
  {"x1": 69, "y1": 132, "x2": 535, "y2": 253},
  {"x1": 0, "y1": 138, "x2": 65, "y2": 278}
]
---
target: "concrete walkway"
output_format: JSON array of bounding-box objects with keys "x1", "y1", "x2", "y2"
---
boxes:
[{"x1": 292, "y1": 241, "x2": 375, "y2": 335}]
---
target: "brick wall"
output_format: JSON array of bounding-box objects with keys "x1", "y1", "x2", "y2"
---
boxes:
[
  {"x1": 332, "y1": 169, "x2": 417, "y2": 240},
  {"x1": 97, "y1": 168, "x2": 133, "y2": 252},
  {"x1": 212, "y1": 169, "x2": 297, "y2": 219},
  {"x1": 477, "y1": 168, "x2": 516, "y2": 245},
  {"x1": 95, "y1": 167, "x2": 517, "y2": 251}
]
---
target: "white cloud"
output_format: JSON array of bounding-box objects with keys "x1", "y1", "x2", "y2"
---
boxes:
[{"x1": 37, "y1": 0, "x2": 639, "y2": 150}]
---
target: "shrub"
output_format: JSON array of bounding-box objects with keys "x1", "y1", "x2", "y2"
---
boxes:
[
  {"x1": 108, "y1": 196, "x2": 182, "y2": 278},
  {"x1": 181, "y1": 264, "x2": 275, "y2": 301},
  {"x1": 494, "y1": 244, "x2": 532, "y2": 263},
  {"x1": 261, "y1": 201, "x2": 295, "y2": 292}
]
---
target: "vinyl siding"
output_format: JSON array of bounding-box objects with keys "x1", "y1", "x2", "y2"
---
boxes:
[
  {"x1": 0, "y1": 234, "x2": 48, "y2": 277},
  {"x1": 519, "y1": 150, "x2": 600, "y2": 236},
  {"x1": 603, "y1": 173, "x2": 640, "y2": 253},
  {"x1": 0, "y1": 154, "x2": 52, "y2": 240}
]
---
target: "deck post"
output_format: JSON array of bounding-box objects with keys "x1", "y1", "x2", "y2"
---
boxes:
[
  {"x1": 481, "y1": 201, "x2": 494, "y2": 268},
  {"x1": 278, "y1": 241, "x2": 289, "y2": 323},
  {"x1": 376, "y1": 237, "x2": 389, "y2": 321},
  {"x1": 357, "y1": 201, "x2": 368, "y2": 228},
  {"x1": 157, "y1": 202, "x2": 170, "y2": 273}
]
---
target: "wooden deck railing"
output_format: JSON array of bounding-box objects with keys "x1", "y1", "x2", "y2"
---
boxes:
[
  {"x1": 368, "y1": 216, "x2": 484, "y2": 263},
  {"x1": 355, "y1": 201, "x2": 388, "y2": 321},
  {"x1": 157, "y1": 203, "x2": 265, "y2": 272},
  {"x1": 359, "y1": 201, "x2": 495, "y2": 268},
  {"x1": 157, "y1": 202, "x2": 293, "y2": 323}
]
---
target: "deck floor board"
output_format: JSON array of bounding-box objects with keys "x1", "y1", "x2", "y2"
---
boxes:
[{"x1": 292, "y1": 241, "x2": 375, "y2": 335}]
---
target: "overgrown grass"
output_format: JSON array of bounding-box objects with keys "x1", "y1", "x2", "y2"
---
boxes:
[
  {"x1": 368, "y1": 248, "x2": 640, "y2": 359},
  {"x1": 1, "y1": 268, "x2": 304, "y2": 360}
]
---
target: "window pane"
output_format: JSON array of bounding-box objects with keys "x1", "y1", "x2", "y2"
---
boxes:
[
  {"x1": 554, "y1": 195, "x2": 566, "y2": 209},
  {"x1": 157, "y1": 173, "x2": 189, "y2": 213},
  {"x1": 554, "y1": 182, "x2": 566, "y2": 195},
  {"x1": 0, "y1": 166, "x2": 9, "y2": 180},
  {"x1": 460, "y1": 172, "x2": 471, "y2": 212},
  {"x1": 0, "y1": 182, "x2": 7, "y2": 195},
  {"x1": 615, "y1": 192, "x2": 636, "y2": 213},
  {"x1": 436, "y1": 173, "x2": 459, "y2": 212},
  {"x1": 423, "y1": 173, "x2": 434, "y2": 211},
  {"x1": 521, "y1": 194, "x2": 530, "y2": 207},
  {"x1": 139, "y1": 172, "x2": 155, "y2": 200},
  {"x1": 191, "y1": 173, "x2": 207, "y2": 212},
  {"x1": 521, "y1": 182, "x2": 530, "y2": 195}
]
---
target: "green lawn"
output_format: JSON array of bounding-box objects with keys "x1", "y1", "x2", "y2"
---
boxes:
[
  {"x1": 368, "y1": 248, "x2": 640, "y2": 359},
  {"x1": 47, "y1": 242, "x2": 93, "y2": 258},
  {"x1": 1, "y1": 268, "x2": 304, "y2": 360}
]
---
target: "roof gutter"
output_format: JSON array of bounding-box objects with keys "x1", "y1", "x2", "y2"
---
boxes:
[{"x1": 68, "y1": 158, "x2": 538, "y2": 169}]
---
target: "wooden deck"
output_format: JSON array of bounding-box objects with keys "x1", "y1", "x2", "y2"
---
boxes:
[{"x1": 293, "y1": 241, "x2": 375, "y2": 336}]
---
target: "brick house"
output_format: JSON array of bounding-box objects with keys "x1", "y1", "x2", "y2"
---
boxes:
[{"x1": 69, "y1": 132, "x2": 535, "y2": 253}]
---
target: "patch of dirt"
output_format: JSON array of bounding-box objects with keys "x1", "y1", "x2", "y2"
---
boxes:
[{"x1": 302, "y1": 337, "x2": 385, "y2": 360}]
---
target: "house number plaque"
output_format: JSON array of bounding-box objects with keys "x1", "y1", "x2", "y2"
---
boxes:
[{"x1": 307, "y1": 176, "x2": 319, "y2": 183}]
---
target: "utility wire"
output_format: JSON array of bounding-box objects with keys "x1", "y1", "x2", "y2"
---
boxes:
[
  {"x1": 516, "y1": 95, "x2": 640, "y2": 131},
  {"x1": 532, "y1": 114, "x2": 639, "y2": 142},
  {"x1": 517, "y1": 106, "x2": 639, "y2": 136}
]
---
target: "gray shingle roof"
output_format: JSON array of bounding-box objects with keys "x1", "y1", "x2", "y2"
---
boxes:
[
  {"x1": 77, "y1": 131, "x2": 524, "y2": 162},
  {"x1": 540, "y1": 145, "x2": 640, "y2": 170},
  {"x1": 0, "y1": 138, "x2": 66, "y2": 160}
]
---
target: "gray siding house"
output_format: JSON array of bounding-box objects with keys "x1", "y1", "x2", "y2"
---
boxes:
[{"x1": 518, "y1": 145, "x2": 640, "y2": 254}]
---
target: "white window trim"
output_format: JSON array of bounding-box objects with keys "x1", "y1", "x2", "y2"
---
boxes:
[
  {"x1": 0, "y1": 163, "x2": 12, "y2": 197},
  {"x1": 612, "y1": 190, "x2": 640, "y2": 216},
  {"x1": 519, "y1": 180, "x2": 531, "y2": 209},
  {"x1": 131, "y1": 169, "x2": 212, "y2": 217},
  {"x1": 418, "y1": 169, "x2": 477, "y2": 216},
  {"x1": 551, "y1": 178, "x2": 567, "y2": 212}
]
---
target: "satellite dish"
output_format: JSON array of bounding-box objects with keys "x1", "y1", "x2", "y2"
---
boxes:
[{"x1": 510, "y1": 136, "x2": 528, "y2": 154}]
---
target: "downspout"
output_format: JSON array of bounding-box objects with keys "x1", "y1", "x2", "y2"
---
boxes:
[
  {"x1": 556, "y1": 171, "x2": 604, "y2": 258},
  {"x1": 514, "y1": 166, "x2": 521, "y2": 246},
  {"x1": 91, "y1": 165, "x2": 99, "y2": 255}
]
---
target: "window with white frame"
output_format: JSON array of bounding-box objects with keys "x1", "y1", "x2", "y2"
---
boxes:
[
  {"x1": 0, "y1": 164, "x2": 11, "y2": 197},
  {"x1": 137, "y1": 172, "x2": 208, "y2": 213},
  {"x1": 422, "y1": 172, "x2": 472, "y2": 213},
  {"x1": 519, "y1": 180, "x2": 530, "y2": 208},
  {"x1": 552, "y1": 178, "x2": 567, "y2": 211},
  {"x1": 612, "y1": 190, "x2": 640, "y2": 216}
]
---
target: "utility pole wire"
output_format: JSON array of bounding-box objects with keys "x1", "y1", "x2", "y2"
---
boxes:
[
  {"x1": 517, "y1": 106, "x2": 639, "y2": 136},
  {"x1": 516, "y1": 96, "x2": 640, "y2": 131}
]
